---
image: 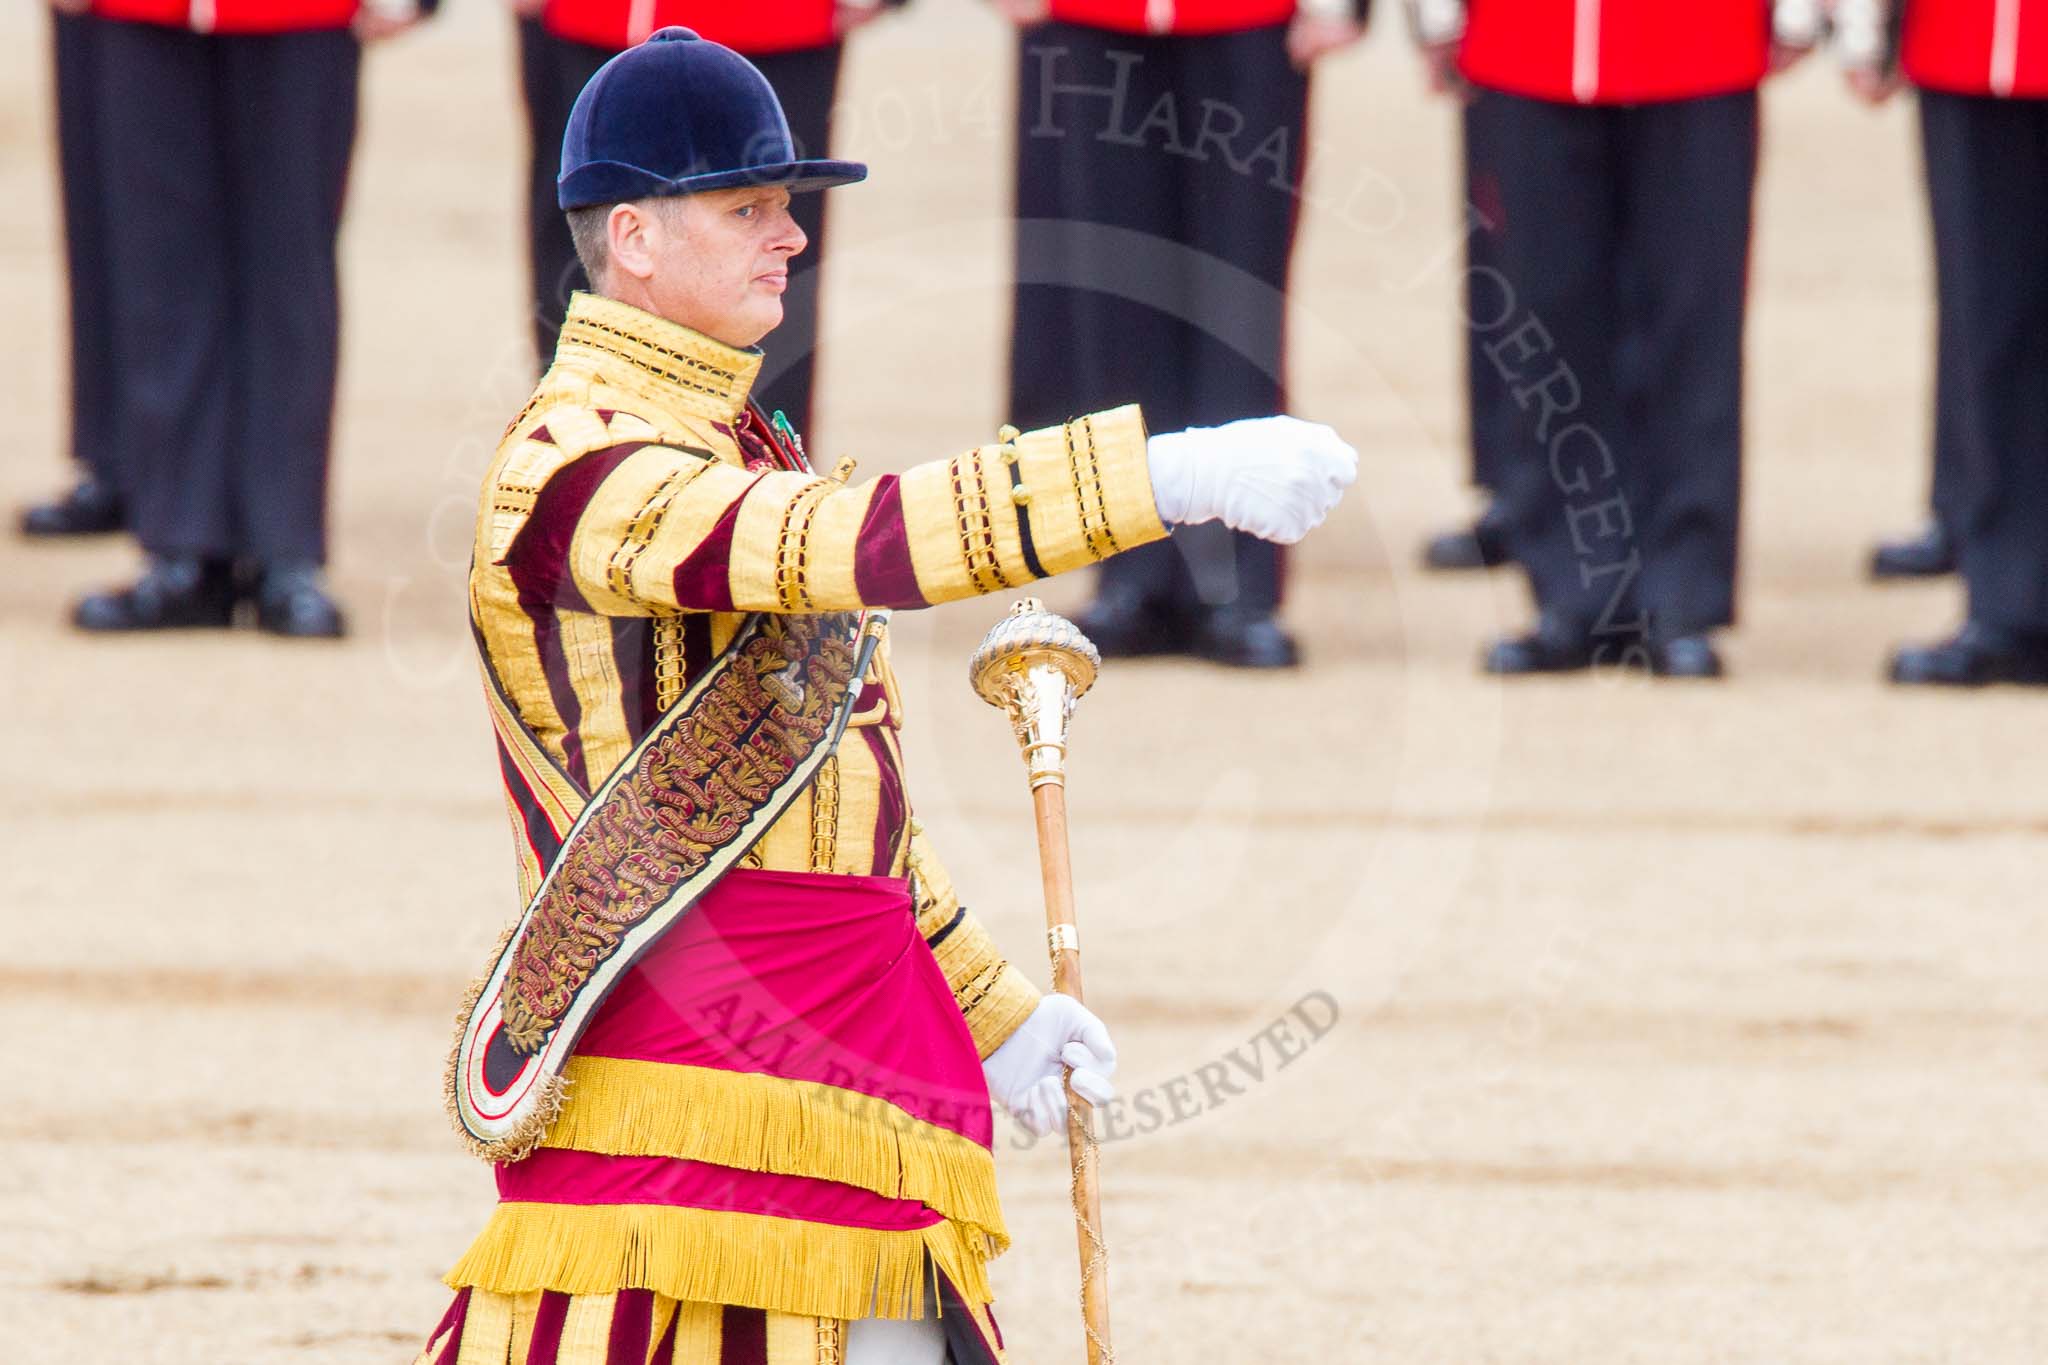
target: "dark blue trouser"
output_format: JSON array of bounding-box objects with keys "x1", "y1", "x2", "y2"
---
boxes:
[
  {"x1": 98, "y1": 20, "x2": 360, "y2": 567},
  {"x1": 53, "y1": 10, "x2": 120, "y2": 486},
  {"x1": 1009, "y1": 21, "x2": 1307, "y2": 617},
  {"x1": 1482, "y1": 88, "x2": 1757, "y2": 641},
  {"x1": 1920, "y1": 90, "x2": 2048, "y2": 631}
]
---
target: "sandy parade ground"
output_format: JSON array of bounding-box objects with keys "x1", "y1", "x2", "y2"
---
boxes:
[{"x1": 3, "y1": 5, "x2": 2046, "y2": 1362}]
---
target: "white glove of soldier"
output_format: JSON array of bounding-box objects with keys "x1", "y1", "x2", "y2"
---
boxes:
[
  {"x1": 1146, "y1": 415, "x2": 1358, "y2": 544},
  {"x1": 982, "y1": 994, "x2": 1117, "y2": 1138}
]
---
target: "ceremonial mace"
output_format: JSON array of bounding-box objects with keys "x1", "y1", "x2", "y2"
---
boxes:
[{"x1": 970, "y1": 599, "x2": 1114, "y2": 1365}]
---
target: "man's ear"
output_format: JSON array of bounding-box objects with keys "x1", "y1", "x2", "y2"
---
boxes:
[{"x1": 607, "y1": 202, "x2": 657, "y2": 282}]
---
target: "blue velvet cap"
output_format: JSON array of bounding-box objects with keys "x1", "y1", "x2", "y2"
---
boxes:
[{"x1": 558, "y1": 27, "x2": 867, "y2": 211}]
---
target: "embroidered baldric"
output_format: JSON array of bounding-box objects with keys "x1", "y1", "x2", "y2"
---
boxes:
[
  {"x1": 450, "y1": 606, "x2": 888, "y2": 1160},
  {"x1": 450, "y1": 403, "x2": 891, "y2": 1161}
]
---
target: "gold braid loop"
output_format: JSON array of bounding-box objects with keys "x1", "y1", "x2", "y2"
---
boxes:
[{"x1": 1070, "y1": 1098, "x2": 1114, "y2": 1364}]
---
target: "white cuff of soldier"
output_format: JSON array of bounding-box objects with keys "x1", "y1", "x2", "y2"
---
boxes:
[{"x1": 1828, "y1": 0, "x2": 1892, "y2": 70}]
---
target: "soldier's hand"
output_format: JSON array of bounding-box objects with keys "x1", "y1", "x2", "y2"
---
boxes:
[
  {"x1": 991, "y1": 0, "x2": 1051, "y2": 25},
  {"x1": 1286, "y1": 13, "x2": 1365, "y2": 70},
  {"x1": 353, "y1": 5, "x2": 422, "y2": 40},
  {"x1": 1845, "y1": 65, "x2": 1899, "y2": 105},
  {"x1": 1148, "y1": 415, "x2": 1358, "y2": 545},
  {"x1": 505, "y1": 0, "x2": 546, "y2": 17},
  {"x1": 833, "y1": 1, "x2": 884, "y2": 36},
  {"x1": 984, "y1": 994, "x2": 1117, "y2": 1138},
  {"x1": 49, "y1": 0, "x2": 92, "y2": 13},
  {"x1": 1420, "y1": 41, "x2": 1468, "y2": 97}
]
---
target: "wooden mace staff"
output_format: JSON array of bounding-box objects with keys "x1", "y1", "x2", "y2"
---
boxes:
[{"x1": 970, "y1": 598, "x2": 1114, "y2": 1365}]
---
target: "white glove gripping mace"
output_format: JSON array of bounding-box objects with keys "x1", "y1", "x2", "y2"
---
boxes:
[{"x1": 970, "y1": 599, "x2": 1114, "y2": 1365}]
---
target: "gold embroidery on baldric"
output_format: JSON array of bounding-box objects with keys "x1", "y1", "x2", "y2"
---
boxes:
[{"x1": 495, "y1": 614, "x2": 858, "y2": 1054}]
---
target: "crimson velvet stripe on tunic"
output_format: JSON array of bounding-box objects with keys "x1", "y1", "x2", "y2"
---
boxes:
[
  {"x1": 861, "y1": 727, "x2": 907, "y2": 874},
  {"x1": 850, "y1": 476, "x2": 929, "y2": 609}
]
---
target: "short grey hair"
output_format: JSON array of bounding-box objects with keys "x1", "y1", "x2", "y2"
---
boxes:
[
  {"x1": 566, "y1": 203, "x2": 615, "y2": 287},
  {"x1": 566, "y1": 197, "x2": 688, "y2": 290}
]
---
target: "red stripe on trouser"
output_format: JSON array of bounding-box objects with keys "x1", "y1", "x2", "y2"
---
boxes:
[
  {"x1": 720, "y1": 1305, "x2": 768, "y2": 1364},
  {"x1": 607, "y1": 1288, "x2": 656, "y2": 1364},
  {"x1": 529, "y1": 1292, "x2": 571, "y2": 1362},
  {"x1": 431, "y1": 1287, "x2": 471, "y2": 1365}
]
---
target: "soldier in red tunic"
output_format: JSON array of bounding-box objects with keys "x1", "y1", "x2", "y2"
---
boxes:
[
  {"x1": 999, "y1": 0, "x2": 1370, "y2": 669},
  {"x1": 1412, "y1": 1, "x2": 1819, "y2": 678},
  {"x1": 69, "y1": 0, "x2": 434, "y2": 637},
  {"x1": 511, "y1": 0, "x2": 896, "y2": 436},
  {"x1": 1838, "y1": 1, "x2": 2048, "y2": 684}
]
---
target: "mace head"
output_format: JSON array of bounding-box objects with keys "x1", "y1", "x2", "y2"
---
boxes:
[
  {"x1": 970, "y1": 600, "x2": 1101, "y2": 788},
  {"x1": 970, "y1": 598, "x2": 1100, "y2": 710}
]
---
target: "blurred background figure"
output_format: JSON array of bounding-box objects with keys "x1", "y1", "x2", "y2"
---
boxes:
[
  {"x1": 511, "y1": 0, "x2": 898, "y2": 435},
  {"x1": 1867, "y1": 343, "x2": 1962, "y2": 580},
  {"x1": 71, "y1": 0, "x2": 432, "y2": 638},
  {"x1": 1417, "y1": 0, "x2": 1820, "y2": 679},
  {"x1": 20, "y1": 0, "x2": 125, "y2": 540},
  {"x1": 1002, "y1": 0, "x2": 1369, "y2": 670},
  {"x1": 1412, "y1": 0, "x2": 1515, "y2": 575},
  {"x1": 1838, "y1": 0, "x2": 2048, "y2": 684}
]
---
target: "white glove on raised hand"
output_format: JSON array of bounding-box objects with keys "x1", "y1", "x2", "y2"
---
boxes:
[
  {"x1": 982, "y1": 994, "x2": 1117, "y2": 1138},
  {"x1": 1147, "y1": 415, "x2": 1358, "y2": 543}
]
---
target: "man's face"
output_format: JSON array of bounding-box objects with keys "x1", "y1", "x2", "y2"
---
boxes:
[{"x1": 609, "y1": 186, "x2": 806, "y2": 348}]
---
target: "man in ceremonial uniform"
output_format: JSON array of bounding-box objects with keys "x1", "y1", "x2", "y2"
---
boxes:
[
  {"x1": 1837, "y1": 0, "x2": 2048, "y2": 684},
  {"x1": 415, "y1": 30, "x2": 1353, "y2": 1365},
  {"x1": 68, "y1": 0, "x2": 431, "y2": 637},
  {"x1": 512, "y1": 0, "x2": 897, "y2": 434},
  {"x1": 1411, "y1": 0, "x2": 1818, "y2": 677},
  {"x1": 20, "y1": 0, "x2": 126, "y2": 539},
  {"x1": 1001, "y1": 0, "x2": 1370, "y2": 668}
]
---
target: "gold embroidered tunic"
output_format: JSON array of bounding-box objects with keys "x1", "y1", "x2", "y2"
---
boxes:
[
  {"x1": 434, "y1": 293, "x2": 1167, "y2": 1359},
  {"x1": 472, "y1": 293, "x2": 1163, "y2": 1055}
]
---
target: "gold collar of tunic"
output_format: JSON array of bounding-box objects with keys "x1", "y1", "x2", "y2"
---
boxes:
[{"x1": 553, "y1": 292, "x2": 764, "y2": 425}]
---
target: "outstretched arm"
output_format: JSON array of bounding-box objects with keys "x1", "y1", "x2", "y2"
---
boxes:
[
  {"x1": 502, "y1": 405, "x2": 1167, "y2": 616},
  {"x1": 502, "y1": 406, "x2": 1355, "y2": 616}
]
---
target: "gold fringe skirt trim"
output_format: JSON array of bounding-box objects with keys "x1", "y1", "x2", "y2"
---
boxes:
[
  {"x1": 444, "y1": 1201, "x2": 995, "y2": 1322},
  {"x1": 543, "y1": 1056, "x2": 1008, "y2": 1250}
]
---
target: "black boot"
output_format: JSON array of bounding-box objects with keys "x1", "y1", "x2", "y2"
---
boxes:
[
  {"x1": 252, "y1": 564, "x2": 347, "y2": 639},
  {"x1": 1195, "y1": 605, "x2": 1299, "y2": 669},
  {"x1": 21, "y1": 475, "x2": 125, "y2": 538},
  {"x1": 1889, "y1": 621, "x2": 2048, "y2": 687},
  {"x1": 1869, "y1": 520, "x2": 1955, "y2": 579},
  {"x1": 1484, "y1": 615, "x2": 1600, "y2": 675},
  {"x1": 74, "y1": 556, "x2": 237, "y2": 631},
  {"x1": 1647, "y1": 632, "x2": 1724, "y2": 679},
  {"x1": 1421, "y1": 505, "x2": 1512, "y2": 572},
  {"x1": 1484, "y1": 615, "x2": 1651, "y2": 675},
  {"x1": 1073, "y1": 588, "x2": 1193, "y2": 659}
]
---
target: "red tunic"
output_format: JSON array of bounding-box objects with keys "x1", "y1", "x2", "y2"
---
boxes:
[
  {"x1": 93, "y1": 0, "x2": 357, "y2": 33},
  {"x1": 1047, "y1": 0, "x2": 1298, "y2": 36},
  {"x1": 542, "y1": 0, "x2": 838, "y2": 52},
  {"x1": 1903, "y1": 0, "x2": 2048, "y2": 98},
  {"x1": 1460, "y1": 0, "x2": 1772, "y2": 105}
]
